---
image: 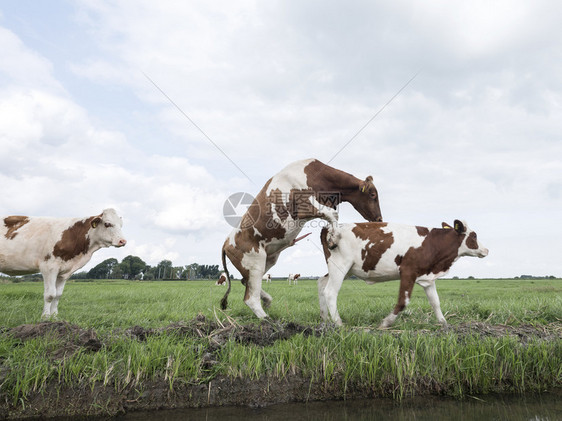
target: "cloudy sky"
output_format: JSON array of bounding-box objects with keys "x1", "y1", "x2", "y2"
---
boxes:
[{"x1": 1, "y1": 1, "x2": 560, "y2": 279}]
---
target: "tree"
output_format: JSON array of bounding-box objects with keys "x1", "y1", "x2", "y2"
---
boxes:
[
  {"x1": 118, "y1": 255, "x2": 147, "y2": 279},
  {"x1": 155, "y1": 260, "x2": 173, "y2": 279},
  {"x1": 199, "y1": 264, "x2": 220, "y2": 278},
  {"x1": 88, "y1": 258, "x2": 118, "y2": 279}
]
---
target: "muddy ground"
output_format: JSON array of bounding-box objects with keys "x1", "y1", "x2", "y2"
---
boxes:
[{"x1": 1, "y1": 317, "x2": 560, "y2": 420}]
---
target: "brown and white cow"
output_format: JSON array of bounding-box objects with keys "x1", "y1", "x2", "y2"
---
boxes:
[
  {"x1": 0, "y1": 208, "x2": 126, "y2": 318},
  {"x1": 221, "y1": 158, "x2": 382, "y2": 319},
  {"x1": 216, "y1": 272, "x2": 228, "y2": 286},
  {"x1": 318, "y1": 220, "x2": 488, "y2": 327},
  {"x1": 262, "y1": 273, "x2": 271, "y2": 283},
  {"x1": 288, "y1": 273, "x2": 301, "y2": 285}
]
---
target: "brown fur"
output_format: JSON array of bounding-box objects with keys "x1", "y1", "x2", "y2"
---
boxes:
[
  {"x1": 52, "y1": 217, "x2": 95, "y2": 261},
  {"x1": 392, "y1": 228, "x2": 465, "y2": 315},
  {"x1": 466, "y1": 231, "x2": 479, "y2": 250},
  {"x1": 3, "y1": 216, "x2": 30, "y2": 240},
  {"x1": 351, "y1": 223, "x2": 393, "y2": 272}
]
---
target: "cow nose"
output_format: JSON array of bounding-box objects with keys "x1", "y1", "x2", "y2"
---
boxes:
[
  {"x1": 118, "y1": 239, "x2": 127, "y2": 247},
  {"x1": 376, "y1": 216, "x2": 383, "y2": 222}
]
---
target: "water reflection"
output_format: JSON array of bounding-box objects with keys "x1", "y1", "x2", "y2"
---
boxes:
[{"x1": 115, "y1": 392, "x2": 561, "y2": 421}]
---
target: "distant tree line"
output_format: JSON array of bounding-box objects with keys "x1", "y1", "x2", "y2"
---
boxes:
[{"x1": 70, "y1": 255, "x2": 221, "y2": 280}]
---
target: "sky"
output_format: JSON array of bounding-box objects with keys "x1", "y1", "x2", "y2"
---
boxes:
[{"x1": 0, "y1": 0, "x2": 561, "y2": 280}]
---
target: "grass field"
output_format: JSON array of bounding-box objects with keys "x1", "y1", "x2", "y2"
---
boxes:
[
  {"x1": 1, "y1": 277, "x2": 560, "y2": 329},
  {"x1": 1, "y1": 278, "x2": 561, "y2": 417}
]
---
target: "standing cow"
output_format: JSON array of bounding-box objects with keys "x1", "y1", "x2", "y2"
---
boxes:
[
  {"x1": 0, "y1": 208, "x2": 126, "y2": 318},
  {"x1": 318, "y1": 220, "x2": 488, "y2": 327},
  {"x1": 221, "y1": 158, "x2": 383, "y2": 319},
  {"x1": 288, "y1": 273, "x2": 301, "y2": 285},
  {"x1": 216, "y1": 272, "x2": 228, "y2": 286}
]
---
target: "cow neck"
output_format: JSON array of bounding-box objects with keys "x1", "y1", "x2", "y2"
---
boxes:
[{"x1": 304, "y1": 161, "x2": 361, "y2": 204}]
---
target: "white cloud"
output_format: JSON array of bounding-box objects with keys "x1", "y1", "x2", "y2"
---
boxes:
[{"x1": 0, "y1": 1, "x2": 561, "y2": 278}]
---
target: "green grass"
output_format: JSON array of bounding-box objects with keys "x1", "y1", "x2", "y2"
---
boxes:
[
  {"x1": 2, "y1": 278, "x2": 560, "y2": 329},
  {"x1": 1, "y1": 278, "x2": 561, "y2": 412}
]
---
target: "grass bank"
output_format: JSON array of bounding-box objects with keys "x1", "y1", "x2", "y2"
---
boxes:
[{"x1": 1, "y1": 278, "x2": 560, "y2": 418}]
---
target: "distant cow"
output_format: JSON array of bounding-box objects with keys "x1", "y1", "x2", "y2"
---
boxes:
[
  {"x1": 221, "y1": 158, "x2": 383, "y2": 319},
  {"x1": 263, "y1": 273, "x2": 271, "y2": 283},
  {"x1": 0, "y1": 209, "x2": 126, "y2": 318},
  {"x1": 216, "y1": 272, "x2": 228, "y2": 286},
  {"x1": 318, "y1": 220, "x2": 488, "y2": 327},
  {"x1": 288, "y1": 273, "x2": 301, "y2": 285}
]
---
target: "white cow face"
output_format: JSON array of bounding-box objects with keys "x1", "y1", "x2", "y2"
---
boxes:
[
  {"x1": 454, "y1": 220, "x2": 488, "y2": 258},
  {"x1": 90, "y1": 208, "x2": 127, "y2": 248}
]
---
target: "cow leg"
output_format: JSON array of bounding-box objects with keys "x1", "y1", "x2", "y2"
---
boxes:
[
  {"x1": 244, "y1": 269, "x2": 269, "y2": 319},
  {"x1": 421, "y1": 281, "x2": 447, "y2": 325},
  {"x1": 260, "y1": 253, "x2": 281, "y2": 308},
  {"x1": 317, "y1": 274, "x2": 330, "y2": 321},
  {"x1": 380, "y1": 275, "x2": 415, "y2": 328},
  {"x1": 320, "y1": 261, "x2": 349, "y2": 326},
  {"x1": 50, "y1": 274, "x2": 69, "y2": 317},
  {"x1": 41, "y1": 270, "x2": 58, "y2": 319}
]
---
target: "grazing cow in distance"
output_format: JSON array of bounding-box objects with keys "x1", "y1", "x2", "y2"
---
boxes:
[
  {"x1": 262, "y1": 273, "x2": 271, "y2": 283},
  {"x1": 288, "y1": 273, "x2": 301, "y2": 285},
  {"x1": 221, "y1": 158, "x2": 383, "y2": 319},
  {"x1": 216, "y1": 272, "x2": 228, "y2": 286},
  {"x1": 318, "y1": 220, "x2": 488, "y2": 327},
  {"x1": 0, "y1": 208, "x2": 126, "y2": 318}
]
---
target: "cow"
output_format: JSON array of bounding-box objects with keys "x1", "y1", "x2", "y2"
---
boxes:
[
  {"x1": 318, "y1": 220, "x2": 488, "y2": 327},
  {"x1": 288, "y1": 273, "x2": 301, "y2": 285},
  {"x1": 263, "y1": 273, "x2": 271, "y2": 283},
  {"x1": 216, "y1": 272, "x2": 228, "y2": 286},
  {"x1": 221, "y1": 158, "x2": 383, "y2": 319},
  {"x1": 0, "y1": 208, "x2": 126, "y2": 318}
]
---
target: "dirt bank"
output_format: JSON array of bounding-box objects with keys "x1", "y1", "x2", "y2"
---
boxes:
[{"x1": 1, "y1": 317, "x2": 560, "y2": 420}]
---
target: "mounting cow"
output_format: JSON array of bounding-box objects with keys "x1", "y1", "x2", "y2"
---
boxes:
[
  {"x1": 221, "y1": 158, "x2": 383, "y2": 319},
  {"x1": 0, "y1": 209, "x2": 126, "y2": 318},
  {"x1": 318, "y1": 220, "x2": 488, "y2": 327}
]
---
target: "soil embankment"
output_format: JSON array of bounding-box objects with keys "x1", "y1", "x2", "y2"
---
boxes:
[{"x1": 1, "y1": 317, "x2": 560, "y2": 419}]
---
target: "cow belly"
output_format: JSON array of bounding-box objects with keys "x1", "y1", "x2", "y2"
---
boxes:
[
  {"x1": 0, "y1": 250, "x2": 41, "y2": 275},
  {"x1": 350, "y1": 261, "x2": 400, "y2": 283}
]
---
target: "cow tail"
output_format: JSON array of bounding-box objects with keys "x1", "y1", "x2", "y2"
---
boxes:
[{"x1": 220, "y1": 247, "x2": 232, "y2": 310}]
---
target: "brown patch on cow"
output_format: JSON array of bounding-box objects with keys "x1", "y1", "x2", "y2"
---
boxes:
[
  {"x1": 303, "y1": 160, "x2": 382, "y2": 222},
  {"x1": 402, "y1": 228, "x2": 465, "y2": 277},
  {"x1": 52, "y1": 217, "x2": 95, "y2": 261},
  {"x1": 44, "y1": 254, "x2": 52, "y2": 261},
  {"x1": 319, "y1": 227, "x2": 332, "y2": 262},
  {"x1": 466, "y1": 231, "x2": 478, "y2": 250},
  {"x1": 416, "y1": 226, "x2": 429, "y2": 236},
  {"x1": 287, "y1": 189, "x2": 316, "y2": 219},
  {"x1": 268, "y1": 188, "x2": 290, "y2": 221},
  {"x1": 351, "y1": 223, "x2": 393, "y2": 272},
  {"x1": 395, "y1": 254, "x2": 403, "y2": 266},
  {"x1": 3, "y1": 216, "x2": 30, "y2": 239}
]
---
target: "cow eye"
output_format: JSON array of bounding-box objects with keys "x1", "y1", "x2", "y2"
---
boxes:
[{"x1": 104, "y1": 223, "x2": 113, "y2": 228}]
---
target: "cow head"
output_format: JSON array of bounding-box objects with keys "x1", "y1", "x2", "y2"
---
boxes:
[
  {"x1": 443, "y1": 220, "x2": 488, "y2": 258},
  {"x1": 90, "y1": 208, "x2": 127, "y2": 248},
  {"x1": 344, "y1": 176, "x2": 383, "y2": 222}
]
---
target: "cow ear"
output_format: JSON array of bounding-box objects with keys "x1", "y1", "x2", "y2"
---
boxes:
[
  {"x1": 360, "y1": 176, "x2": 373, "y2": 193},
  {"x1": 454, "y1": 220, "x2": 465, "y2": 233},
  {"x1": 91, "y1": 217, "x2": 101, "y2": 228},
  {"x1": 442, "y1": 222, "x2": 453, "y2": 229}
]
